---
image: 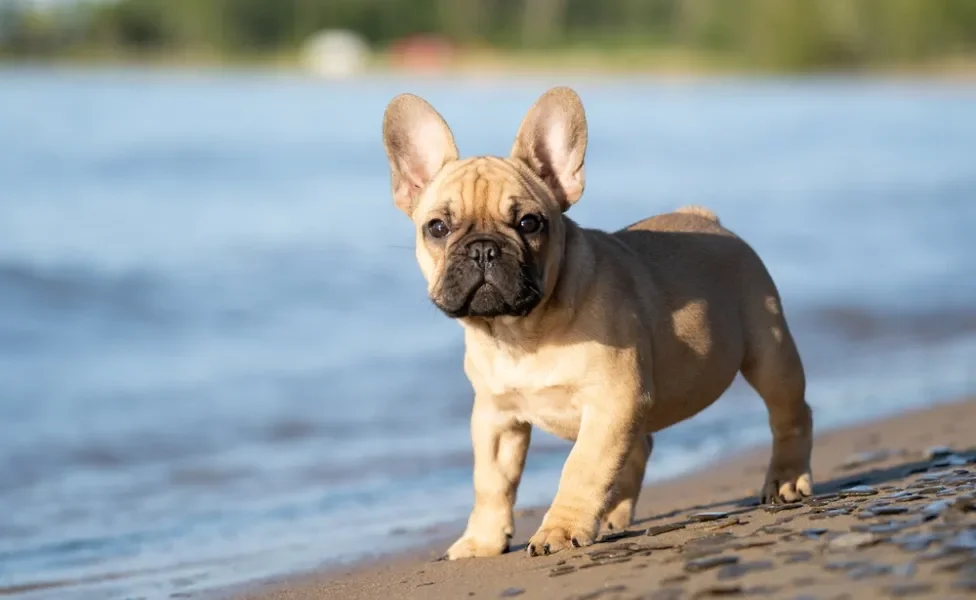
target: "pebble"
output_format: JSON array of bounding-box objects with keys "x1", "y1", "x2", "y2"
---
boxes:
[
  {"x1": 920, "y1": 499, "x2": 952, "y2": 519},
  {"x1": 852, "y1": 520, "x2": 910, "y2": 534},
  {"x1": 825, "y1": 560, "x2": 870, "y2": 571},
  {"x1": 571, "y1": 585, "x2": 628, "y2": 600},
  {"x1": 692, "y1": 584, "x2": 743, "y2": 598},
  {"x1": 926, "y1": 445, "x2": 953, "y2": 459},
  {"x1": 549, "y1": 565, "x2": 576, "y2": 577},
  {"x1": 945, "y1": 529, "x2": 976, "y2": 551},
  {"x1": 893, "y1": 532, "x2": 941, "y2": 552},
  {"x1": 764, "y1": 503, "x2": 803, "y2": 513},
  {"x1": 884, "y1": 583, "x2": 934, "y2": 597},
  {"x1": 873, "y1": 505, "x2": 910, "y2": 515},
  {"x1": 499, "y1": 588, "x2": 525, "y2": 597},
  {"x1": 781, "y1": 551, "x2": 815, "y2": 564},
  {"x1": 716, "y1": 560, "x2": 774, "y2": 580},
  {"x1": 648, "y1": 590, "x2": 684, "y2": 600},
  {"x1": 848, "y1": 564, "x2": 892, "y2": 580},
  {"x1": 690, "y1": 511, "x2": 729, "y2": 522},
  {"x1": 885, "y1": 490, "x2": 924, "y2": 500},
  {"x1": 829, "y1": 532, "x2": 882, "y2": 550},
  {"x1": 685, "y1": 555, "x2": 740, "y2": 573},
  {"x1": 841, "y1": 485, "x2": 879, "y2": 497},
  {"x1": 645, "y1": 523, "x2": 686, "y2": 536}
]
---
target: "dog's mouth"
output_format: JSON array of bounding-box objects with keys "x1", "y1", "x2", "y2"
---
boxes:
[{"x1": 434, "y1": 262, "x2": 543, "y2": 319}]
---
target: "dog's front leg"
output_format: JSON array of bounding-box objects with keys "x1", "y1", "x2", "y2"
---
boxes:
[
  {"x1": 527, "y1": 399, "x2": 641, "y2": 556},
  {"x1": 446, "y1": 396, "x2": 531, "y2": 559}
]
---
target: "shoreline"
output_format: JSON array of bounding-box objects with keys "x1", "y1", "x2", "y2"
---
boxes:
[
  {"x1": 3, "y1": 51, "x2": 976, "y2": 84},
  {"x1": 232, "y1": 396, "x2": 976, "y2": 600}
]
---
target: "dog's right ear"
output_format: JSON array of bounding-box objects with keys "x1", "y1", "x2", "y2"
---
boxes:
[{"x1": 382, "y1": 94, "x2": 459, "y2": 216}]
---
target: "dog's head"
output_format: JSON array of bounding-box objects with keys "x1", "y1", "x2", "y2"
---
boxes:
[{"x1": 382, "y1": 87, "x2": 588, "y2": 320}]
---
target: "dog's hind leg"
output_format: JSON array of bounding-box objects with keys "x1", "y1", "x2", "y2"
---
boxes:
[
  {"x1": 601, "y1": 434, "x2": 653, "y2": 531},
  {"x1": 741, "y1": 294, "x2": 813, "y2": 504}
]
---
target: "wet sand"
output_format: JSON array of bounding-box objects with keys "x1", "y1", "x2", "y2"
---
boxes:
[{"x1": 237, "y1": 398, "x2": 976, "y2": 600}]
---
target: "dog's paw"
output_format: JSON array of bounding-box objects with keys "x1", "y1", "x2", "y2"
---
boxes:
[
  {"x1": 445, "y1": 533, "x2": 510, "y2": 560},
  {"x1": 601, "y1": 500, "x2": 635, "y2": 532},
  {"x1": 526, "y1": 521, "x2": 596, "y2": 557},
  {"x1": 761, "y1": 466, "x2": 813, "y2": 504}
]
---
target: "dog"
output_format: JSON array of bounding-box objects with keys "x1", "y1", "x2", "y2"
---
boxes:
[{"x1": 381, "y1": 86, "x2": 813, "y2": 559}]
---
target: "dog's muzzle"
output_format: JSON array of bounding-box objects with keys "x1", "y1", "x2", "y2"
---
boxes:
[{"x1": 434, "y1": 235, "x2": 542, "y2": 319}]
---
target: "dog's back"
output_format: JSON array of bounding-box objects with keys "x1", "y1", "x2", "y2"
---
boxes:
[{"x1": 605, "y1": 207, "x2": 805, "y2": 435}]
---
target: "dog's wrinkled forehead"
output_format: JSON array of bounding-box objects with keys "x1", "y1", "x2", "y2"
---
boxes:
[{"x1": 414, "y1": 156, "x2": 551, "y2": 225}]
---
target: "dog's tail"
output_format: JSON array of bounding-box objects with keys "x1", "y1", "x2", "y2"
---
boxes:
[{"x1": 675, "y1": 205, "x2": 721, "y2": 224}]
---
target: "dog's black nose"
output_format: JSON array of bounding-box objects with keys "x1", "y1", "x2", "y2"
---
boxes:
[{"x1": 466, "y1": 239, "x2": 500, "y2": 268}]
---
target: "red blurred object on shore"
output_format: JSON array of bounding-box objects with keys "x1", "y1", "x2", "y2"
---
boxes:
[{"x1": 387, "y1": 35, "x2": 457, "y2": 72}]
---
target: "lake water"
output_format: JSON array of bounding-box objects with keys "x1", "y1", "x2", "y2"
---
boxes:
[{"x1": 1, "y1": 67, "x2": 974, "y2": 599}]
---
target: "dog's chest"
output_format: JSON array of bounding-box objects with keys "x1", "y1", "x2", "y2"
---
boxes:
[{"x1": 475, "y1": 351, "x2": 585, "y2": 440}]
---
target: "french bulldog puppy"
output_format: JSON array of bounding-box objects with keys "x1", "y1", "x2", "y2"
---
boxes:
[{"x1": 381, "y1": 87, "x2": 813, "y2": 559}]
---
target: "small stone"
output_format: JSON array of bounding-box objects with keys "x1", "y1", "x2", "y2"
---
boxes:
[
  {"x1": 945, "y1": 529, "x2": 976, "y2": 551},
  {"x1": 692, "y1": 584, "x2": 743, "y2": 598},
  {"x1": 848, "y1": 564, "x2": 892, "y2": 580},
  {"x1": 852, "y1": 520, "x2": 910, "y2": 535},
  {"x1": 780, "y1": 551, "x2": 814, "y2": 564},
  {"x1": 707, "y1": 518, "x2": 742, "y2": 531},
  {"x1": 803, "y1": 528, "x2": 828, "y2": 539},
  {"x1": 685, "y1": 555, "x2": 740, "y2": 573},
  {"x1": 764, "y1": 503, "x2": 803, "y2": 513},
  {"x1": 660, "y1": 574, "x2": 688, "y2": 585},
  {"x1": 646, "y1": 523, "x2": 686, "y2": 536},
  {"x1": 829, "y1": 532, "x2": 881, "y2": 550},
  {"x1": 499, "y1": 588, "x2": 525, "y2": 597},
  {"x1": 841, "y1": 485, "x2": 878, "y2": 497},
  {"x1": 915, "y1": 547, "x2": 951, "y2": 562},
  {"x1": 893, "y1": 532, "x2": 941, "y2": 552},
  {"x1": 691, "y1": 511, "x2": 729, "y2": 522},
  {"x1": 731, "y1": 539, "x2": 775, "y2": 550},
  {"x1": 810, "y1": 492, "x2": 841, "y2": 502},
  {"x1": 649, "y1": 590, "x2": 684, "y2": 600},
  {"x1": 934, "y1": 556, "x2": 974, "y2": 572},
  {"x1": 600, "y1": 530, "x2": 632, "y2": 543},
  {"x1": 926, "y1": 445, "x2": 953, "y2": 459},
  {"x1": 873, "y1": 506, "x2": 910, "y2": 515},
  {"x1": 573, "y1": 585, "x2": 628, "y2": 600},
  {"x1": 549, "y1": 565, "x2": 576, "y2": 577},
  {"x1": 825, "y1": 560, "x2": 869, "y2": 571},
  {"x1": 885, "y1": 490, "x2": 925, "y2": 501},
  {"x1": 588, "y1": 548, "x2": 635, "y2": 561},
  {"x1": 757, "y1": 526, "x2": 793, "y2": 535},
  {"x1": 884, "y1": 583, "x2": 933, "y2": 597},
  {"x1": 716, "y1": 560, "x2": 774, "y2": 580}
]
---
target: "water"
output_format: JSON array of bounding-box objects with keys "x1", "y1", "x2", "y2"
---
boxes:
[{"x1": 1, "y1": 67, "x2": 974, "y2": 599}]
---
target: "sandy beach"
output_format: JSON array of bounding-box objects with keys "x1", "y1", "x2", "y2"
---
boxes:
[{"x1": 236, "y1": 397, "x2": 976, "y2": 600}]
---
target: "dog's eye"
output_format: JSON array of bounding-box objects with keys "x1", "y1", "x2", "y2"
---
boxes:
[
  {"x1": 426, "y1": 219, "x2": 450, "y2": 239},
  {"x1": 517, "y1": 214, "x2": 544, "y2": 235}
]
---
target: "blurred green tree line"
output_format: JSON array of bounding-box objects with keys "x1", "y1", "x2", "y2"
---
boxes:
[{"x1": 2, "y1": 0, "x2": 976, "y2": 71}]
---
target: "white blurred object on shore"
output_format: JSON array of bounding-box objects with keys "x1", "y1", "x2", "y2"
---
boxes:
[{"x1": 301, "y1": 30, "x2": 369, "y2": 78}]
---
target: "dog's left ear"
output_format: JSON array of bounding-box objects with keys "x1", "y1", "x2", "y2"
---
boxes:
[
  {"x1": 511, "y1": 86, "x2": 587, "y2": 210},
  {"x1": 383, "y1": 94, "x2": 459, "y2": 216}
]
